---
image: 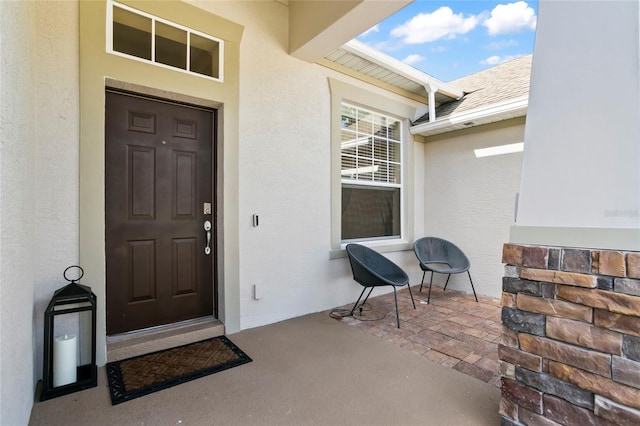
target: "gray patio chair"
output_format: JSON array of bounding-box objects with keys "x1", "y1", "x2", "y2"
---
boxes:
[
  {"x1": 345, "y1": 243, "x2": 416, "y2": 328},
  {"x1": 413, "y1": 237, "x2": 478, "y2": 304}
]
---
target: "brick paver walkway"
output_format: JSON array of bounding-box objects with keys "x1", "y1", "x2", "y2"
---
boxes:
[{"x1": 327, "y1": 285, "x2": 502, "y2": 387}]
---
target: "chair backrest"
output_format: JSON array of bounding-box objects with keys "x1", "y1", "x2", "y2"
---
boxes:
[
  {"x1": 414, "y1": 237, "x2": 470, "y2": 270},
  {"x1": 346, "y1": 244, "x2": 408, "y2": 287}
]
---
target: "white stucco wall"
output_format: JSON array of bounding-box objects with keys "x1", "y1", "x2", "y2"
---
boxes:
[
  {"x1": 1, "y1": 1, "x2": 79, "y2": 422},
  {"x1": 32, "y1": 0, "x2": 81, "y2": 381},
  {"x1": 423, "y1": 120, "x2": 525, "y2": 298},
  {"x1": 516, "y1": 1, "x2": 640, "y2": 240},
  {"x1": 190, "y1": 0, "x2": 427, "y2": 329},
  {"x1": 1, "y1": 1, "x2": 37, "y2": 424}
]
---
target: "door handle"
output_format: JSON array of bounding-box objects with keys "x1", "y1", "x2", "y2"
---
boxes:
[{"x1": 204, "y1": 220, "x2": 212, "y2": 255}]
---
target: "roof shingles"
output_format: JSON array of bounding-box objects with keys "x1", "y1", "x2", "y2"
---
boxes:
[{"x1": 415, "y1": 54, "x2": 532, "y2": 124}]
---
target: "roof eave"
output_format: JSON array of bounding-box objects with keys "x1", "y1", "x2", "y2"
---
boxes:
[
  {"x1": 410, "y1": 95, "x2": 529, "y2": 137},
  {"x1": 342, "y1": 39, "x2": 464, "y2": 101}
]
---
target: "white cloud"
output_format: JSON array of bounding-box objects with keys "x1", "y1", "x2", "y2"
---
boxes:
[
  {"x1": 430, "y1": 46, "x2": 447, "y2": 53},
  {"x1": 480, "y1": 54, "x2": 522, "y2": 65},
  {"x1": 402, "y1": 54, "x2": 425, "y2": 65},
  {"x1": 483, "y1": 1, "x2": 537, "y2": 36},
  {"x1": 484, "y1": 39, "x2": 519, "y2": 50},
  {"x1": 482, "y1": 55, "x2": 502, "y2": 65},
  {"x1": 391, "y1": 7, "x2": 478, "y2": 44},
  {"x1": 360, "y1": 24, "x2": 380, "y2": 37}
]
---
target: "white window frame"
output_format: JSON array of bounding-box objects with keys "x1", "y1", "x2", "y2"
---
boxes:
[
  {"x1": 329, "y1": 78, "x2": 418, "y2": 258},
  {"x1": 106, "y1": 0, "x2": 224, "y2": 82},
  {"x1": 340, "y1": 103, "x2": 403, "y2": 242}
]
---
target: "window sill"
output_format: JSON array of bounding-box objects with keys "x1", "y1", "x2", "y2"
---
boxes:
[{"x1": 329, "y1": 240, "x2": 414, "y2": 259}]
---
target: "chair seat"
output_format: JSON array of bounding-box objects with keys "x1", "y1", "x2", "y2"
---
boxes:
[
  {"x1": 346, "y1": 243, "x2": 415, "y2": 328},
  {"x1": 419, "y1": 262, "x2": 467, "y2": 274},
  {"x1": 383, "y1": 271, "x2": 410, "y2": 286},
  {"x1": 413, "y1": 237, "x2": 478, "y2": 304}
]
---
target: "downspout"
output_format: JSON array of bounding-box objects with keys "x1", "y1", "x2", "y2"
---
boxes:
[{"x1": 425, "y1": 83, "x2": 437, "y2": 123}]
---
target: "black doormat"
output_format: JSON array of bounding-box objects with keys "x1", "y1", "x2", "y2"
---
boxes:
[{"x1": 106, "y1": 336, "x2": 252, "y2": 405}]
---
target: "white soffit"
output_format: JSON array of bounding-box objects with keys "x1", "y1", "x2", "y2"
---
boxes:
[{"x1": 322, "y1": 40, "x2": 463, "y2": 105}]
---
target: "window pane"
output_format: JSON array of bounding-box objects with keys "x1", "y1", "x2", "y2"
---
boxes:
[
  {"x1": 372, "y1": 114, "x2": 387, "y2": 139},
  {"x1": 387, "y1": 162, "x2": 401, "y2": 184},
  {"x1": 113, "y1": 6, "x2": 152, "y2": 60},
  {"x1": 342, "y1": 185, "x2": 401, "y2": 240},
  {"x1": 373, "y1": 138, "x2": 387, "y2": 162},
  {"x1": 341, "y1": 105, "x2": 357, "y2": 129},
  {"x1": 357, "y1": 110, "x2": 373, "y2": 135},
  {"x1": 190, "y1": 33, "x2": 220, "y2": 78},
  {"x1": 388, "y1": 141, "x2": 401, "y2": 163},
  {"x1": 356, "y1": 138, "x2": 372, "y2": 159},
  {"x1": 388, "y1": 119, "x2": 401, "y2": 141},
  {"x1": 341, "y1": 129, "x2": 360, "y2": 153},
  {"x1": 372, "y1": 160, "x2": 388, "y2": 182},
  {"x1": 155, "y1": 22, "x2": 187, "y2": 69},
  {"x1": 341, "y1": 154, "x2": 357, "y2": 177}
]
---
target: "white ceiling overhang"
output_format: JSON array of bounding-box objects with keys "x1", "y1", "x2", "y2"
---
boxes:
[{"x1": 288, "y1": 0, "x2": 412, "y2": 63}]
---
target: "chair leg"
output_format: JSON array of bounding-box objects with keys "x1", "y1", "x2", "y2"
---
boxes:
[
  {"x1": 419, "y1": 271, "x2": 426, "y2": 292},
  {"x1": 426, "y1": 271, "x2": 434, "y2": 304},
  {"x1": 468, "y1": 271, "x2": 478, "y2": 302},
  {"x1": 350, "y1": 287, "x2": 369, "y2": 315},
  {"x1": 392, "y1": 286, "x2": 400, "y2": 328},
  {"x1": 443, "y1": 274, "x2": 451, "y2": 291},
  {"x1": 361, "y1": 287, "x2": 375, "y2": 306},
  {"x1": 407, "y1": 283, "x2": 416, "y2": 309}
]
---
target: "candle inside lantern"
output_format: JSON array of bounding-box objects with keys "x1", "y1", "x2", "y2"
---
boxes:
[{"x1": 53, "y1": 334, "x2": 77, "y2": 387}]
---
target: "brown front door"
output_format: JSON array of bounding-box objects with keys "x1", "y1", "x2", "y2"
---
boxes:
[{"x1": 105, "y1": 90, "x2": 216, "y2": 335}]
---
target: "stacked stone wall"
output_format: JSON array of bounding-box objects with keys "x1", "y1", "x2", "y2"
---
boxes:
[{"x1": 500, "y1": 244, "x2": 640, "y2": 425}]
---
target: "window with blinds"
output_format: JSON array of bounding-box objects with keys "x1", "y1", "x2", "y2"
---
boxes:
[{"x1": 340, "y1": 103, "x2": 402, "y2": 241}]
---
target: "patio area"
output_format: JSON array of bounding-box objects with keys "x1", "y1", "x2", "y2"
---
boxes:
[
  {"x1": 29, "y1": 310, "x2": 501, "y2": 426},
  {"x1": 327, "y1": 284, "x2": 503, "y2": 388}
]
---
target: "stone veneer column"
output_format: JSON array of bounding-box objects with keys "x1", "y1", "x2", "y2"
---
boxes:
[{"x1": 499, "y1": 244, "x2": 640, "y2": 425}]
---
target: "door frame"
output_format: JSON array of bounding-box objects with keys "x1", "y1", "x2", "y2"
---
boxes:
[
  {"x1": 104, "y1": 88, "x2": 219, "y2": 333},
  {"x1": 80, "y1": 0, "x2": 243, "y2": 366}
]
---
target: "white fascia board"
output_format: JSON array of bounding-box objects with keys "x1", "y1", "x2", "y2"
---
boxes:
[
  {"x1": 410, "y1": 95, "x2": 529, "y2": 137},
  {"x1": 343, "y1": 39, "x2": 464, "y2": 100}
]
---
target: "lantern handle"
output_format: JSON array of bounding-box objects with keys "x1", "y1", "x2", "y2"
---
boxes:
[{"x1": 63, "y1": 265, "x2": 84, "y2": 283}]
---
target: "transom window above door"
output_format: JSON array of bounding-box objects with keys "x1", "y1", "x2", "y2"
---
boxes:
[{"x1": 107, "y1": 1, "x2": 224, "y2": 81}]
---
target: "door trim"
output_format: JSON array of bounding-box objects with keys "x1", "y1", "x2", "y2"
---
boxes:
[
  {"x1": 105, "y1": 88, "x2": 218, "y2": 333},
  {"x1": 105, "y1": 81, "x2": 222, "y2": 330}
]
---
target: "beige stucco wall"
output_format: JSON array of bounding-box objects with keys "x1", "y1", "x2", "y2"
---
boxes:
[
  {"x1": 188, "y1": 0, "x2": 427, "y2": 329},
  {"x1": 1, "y1": 1, "x2": 80, "y2": 423},
  {"x1": 423, "y1": 118, "x2": 525, "y2": 298},
  {"x1": 33, "y1": 0, "x2": 81, "y2": 384},
  {"x1": 0, "y1": 3, "x2": 37, "y2": 423},
  {"x1": 513, "y1": 1, "x2": 640, "y2": 250}
]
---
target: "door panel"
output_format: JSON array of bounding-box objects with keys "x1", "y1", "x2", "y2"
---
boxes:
[{"x1": 106, "y1": 91, "x2": 215, "y2": 335}]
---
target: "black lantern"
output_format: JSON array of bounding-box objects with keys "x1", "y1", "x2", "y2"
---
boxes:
[{"x1": 40, "y1": 266, "x2": 97, "y2": 401}]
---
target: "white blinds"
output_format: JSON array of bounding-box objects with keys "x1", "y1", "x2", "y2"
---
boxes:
[{"x1": 340, "y1": 103, "x2": 402, "y2": 185}]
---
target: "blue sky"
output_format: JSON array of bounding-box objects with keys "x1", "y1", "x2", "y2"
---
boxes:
[{"x1": 356, "y1": 0, "x2": 538, "y2": 82}]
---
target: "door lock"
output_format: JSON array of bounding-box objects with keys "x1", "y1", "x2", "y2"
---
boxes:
[{"x1": 204, "y1": 203, "x2": 212, "y2": 215}]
